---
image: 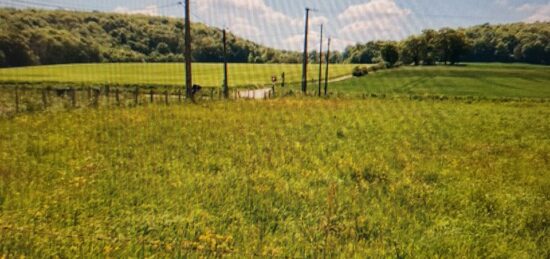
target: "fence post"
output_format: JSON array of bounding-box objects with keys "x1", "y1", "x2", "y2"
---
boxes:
[
  {"x1": 70, "y1": 87, "x2": 76, "y2": 108},
  {"x1": 92, "y1": 88, "x2": 100, "y2": 107},
  {"x1": 210, "y1": 88, "x2": 214, "y2": 100},
  {"x1": 105, "y1": 86, "x2": 110, "y2": 105},
  {"x1": 87, "y1": 87, "x2": 91, "y2": 102},
  {"x1": 42, "y1": 88, "x2": 48, "y2": 109},
  {"x1": 164, "y1": 90, "x2": 169, "y2": 105},
  {"x1": 134, "y1": 87, "x2": 139, "y2": 106},
  {"x1": 150, "y1": 90, "x2": 154, "y2": 103},
  {"x1": 178, "y1": 89, "x2": 182, "y2": 103},
  {"x1": 115, "y1": 88, "x2": 120, "y2": 106},
  {"x1": 14, "y1": 86, "x2": 20, "y2": 113}
]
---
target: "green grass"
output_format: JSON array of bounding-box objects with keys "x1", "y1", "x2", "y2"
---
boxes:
[
  {"x1": 0, "y1": 63, "x2": 357, "y2": 88},
  {"x1": 329, "y1": 63, "x2": 550, "y2": 98},
  {"x1": 1, "y1": 99, "x2": 548, "y2": 257}
]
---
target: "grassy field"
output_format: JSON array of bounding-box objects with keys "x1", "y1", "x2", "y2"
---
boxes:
[
  {"x1": 329, "y1": 63, "x2": 550, "y2": 98},
  {"x1": 2, "y1": 63, "x2": 548, "y2": 99},
  {"x1": 0, "y1": 98, "x2": 549, "y2": 257},
  {"x1": 0, "y1": 63, "x2": 357, "y2": 88}
]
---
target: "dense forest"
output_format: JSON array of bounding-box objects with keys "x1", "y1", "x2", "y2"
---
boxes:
[
  {"x1": 0, "y1": 7, "x2": 549, "y2": 67},
  {"x1": 0, "y1": 8, "x2": 301, "y2": 67},
  {"x1": 343, "y1": 22, "x2": 550, "y2": 66}
]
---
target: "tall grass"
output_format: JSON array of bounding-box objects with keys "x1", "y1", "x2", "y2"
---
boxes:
[{"x1": 0, "y1": 98, "x2": 548, "y2": 257}]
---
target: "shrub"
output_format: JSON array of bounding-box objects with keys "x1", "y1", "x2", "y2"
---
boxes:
[{"x1": 352, "y1": 66, "x2": 369, "y2": 77}]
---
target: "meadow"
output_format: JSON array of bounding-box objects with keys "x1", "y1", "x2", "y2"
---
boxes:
[
  {"x1": 0, "y1": 63, "x2": 358, "y2": 88},
  {"x1": 329, "y1": 63, "x2": 550, "y2": 98},
  {"x1": 0, "y1": 98, "x2": 548, "y2": 257}
]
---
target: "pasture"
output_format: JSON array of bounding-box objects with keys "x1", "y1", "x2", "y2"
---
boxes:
[
  {"x1": 0, "y1": 98, "x2": 549, "y2": 257},
  {"x1": 329, "y1": 63, "x2": 550, "y2": 98},
  {"x1": 0, "y1": 63, "x2": 358, "y2": 88}
]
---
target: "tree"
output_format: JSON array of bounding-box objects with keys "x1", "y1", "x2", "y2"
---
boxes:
[
  {"x1": 434, "y1": 28, "x2": 468, "y2": 65},
  {"x1": 380, "y1": 43, "x2": 399, "y2": 67},
  {"x1": 494, "y1": 42, "x2": 511, "y2": 61},
  {"x1": 156, "y1": 42, "x2": 170, "y2": 55},
  {"x1": 420, "y1": 29, "x2": 437, "y2": 65},
  {"x1": 0, "y1": 33, "x2": 36, "y2": 67},
  {"x1": 0, "y1": 50, "x2": 5, "y2": 66},
  {"x1": 401, "y1": 36, "x2": 425, "y2": 65},
  {"x1": 521, "y1": 41, "x2": 546, "y2": 64}
]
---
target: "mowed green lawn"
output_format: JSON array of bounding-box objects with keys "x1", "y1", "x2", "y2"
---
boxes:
[
  {"x1": 0, "y1": 63, "x2": 357, "y2": 88},
  {"x1": 330, "y1": 63, "x2": 550, "y2": 98}
]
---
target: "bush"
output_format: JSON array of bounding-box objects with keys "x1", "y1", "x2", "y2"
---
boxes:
[
  {"x1": 352, "y1": 66, "x2": 369, "y2": 77},
  {"x1": 0, "y1": 50, "x2": 5, "y2": 67}
]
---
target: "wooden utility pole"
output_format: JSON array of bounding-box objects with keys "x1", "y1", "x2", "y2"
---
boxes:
[
  {"x1": 223, "y1": 29, "x2": 229, "y2": 98},
  {"x1": 324, "y1": 37, "x2": 331, "y2": 97},
  {"x1": 184, "y1": 0, "x2": 192, "y2": 98},
  {"x1": 318, "y1": 24, "x2": 323, "y2": 97},
  {"x1": 301, "y1": 8, "x2": 311, "y2": 94}
]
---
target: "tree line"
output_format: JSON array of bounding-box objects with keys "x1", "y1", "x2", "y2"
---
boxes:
[
  {"x1": 0, "y1": 8, "x2": 549, "y2": 67},
  {"x1": 342, "y1": 22, "x2": 550, "y2": 66}
]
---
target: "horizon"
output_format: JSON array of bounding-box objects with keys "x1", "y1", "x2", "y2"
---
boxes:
[{"x1": 1, "y1": 0, "x2": 549, "y2": 51}]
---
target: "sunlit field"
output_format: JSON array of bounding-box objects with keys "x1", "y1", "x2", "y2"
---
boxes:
[
  {"x1": 1, "y1": 98, "x2": 548, "y2": 257},
  {"x1": 328, "y1": 63, "x2": 550, "y2": 98},
  {"x1": 0, "y1": 63, "x2": 358, "y2": 88}
]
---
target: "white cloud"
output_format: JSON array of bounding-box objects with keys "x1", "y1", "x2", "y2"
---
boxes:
[
  {"x1": 334, "y1": 0, "x2": 412, "y2": 44},
  {"x1": 518, "y1": 3, "x2": 550, "y2": 22},
  {"x1": 114, "y1": 5, "x2": 159, "y2": 16},
  {"x1": 337, "y1": 0, "x2": 411, "y2": 21},
  {"x1": 517, "y1": 3, "x2": 537, "y2": 13}
]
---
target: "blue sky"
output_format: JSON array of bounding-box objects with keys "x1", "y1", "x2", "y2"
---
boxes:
[{"x1": 1, "y1": 0, "x2": 549, "y2": 50}]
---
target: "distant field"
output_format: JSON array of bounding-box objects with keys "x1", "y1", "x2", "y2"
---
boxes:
[
  {"x1": 0, "y1": 63, "x2": 358, "y2": 88},
  {"x1": 329, "y1": 63, "x2": 550, "y2": 98}
]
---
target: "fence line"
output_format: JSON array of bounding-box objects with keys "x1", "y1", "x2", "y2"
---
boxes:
[{"x1": 0, "y1": 85, "x2": 284, "y2": 115}]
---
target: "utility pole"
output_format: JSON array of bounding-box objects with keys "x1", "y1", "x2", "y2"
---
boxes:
[
  {"x1": 318, "y1": 24, "x2": 323, "y2": 97},
  {"x1": 301, "y1": 8, "x2": 312, "y2": 94},
  {"x1": 223, "y1": 28, "x2": 229, "y2": 98},
  {"x1": 184, "y1": 0, "x2": 192, "y2": 98},
  {"x1": 324, "y1": 37, "x2": 331, "y2": 97}
]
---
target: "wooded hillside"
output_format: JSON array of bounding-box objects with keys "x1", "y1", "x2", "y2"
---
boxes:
[{"x1": 0, "y1": 8, "x2": 301, "y2": 67}]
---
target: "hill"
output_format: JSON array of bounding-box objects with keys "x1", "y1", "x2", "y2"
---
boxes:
[{"x1": 0, "y1": 8, "x2": 302, "y2": 67}]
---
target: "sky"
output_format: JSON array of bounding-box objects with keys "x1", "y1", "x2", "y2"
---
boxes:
[{"x1": 1, "y1": 0, "x2": 549, "y2": 51}]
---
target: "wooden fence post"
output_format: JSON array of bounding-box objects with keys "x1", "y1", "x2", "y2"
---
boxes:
[
  {"x1": 150, "y1": 90, "x2": 154, "y2": 103},
  {"x1": 134, "y1": 87, "x2": 139, "y2": 106},
  {"x1": 70, "y1": 87, "x2": 76, "y2": 108},
  {"x1": 14, "y1": 86, "x2": 20, "y2": 113},
  {"x1": 105, "y1": 86, "x2": 110, "y2": 105},
  {"x1": 178, "y1": 89, "x2": 182, "y2": 103},
  {"x1": 164, "y1": 91, "x2": 169, "y2": 105},
  {"x1": 42, "y1": 88, "x2": 48, "y2": 109},
  {"x1": 87, "y1": 87, "x2": 91, "y2": 102},
  {"x1": 115, "y1": 89, "x2": 120, "y2": 106},
  {"x1": 92, "y1": 88, "x2": 100, "y2": 107}
]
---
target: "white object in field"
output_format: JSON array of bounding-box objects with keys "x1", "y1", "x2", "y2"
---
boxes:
[{"x1": 237, "y1": 88, "x2": 273, "y2": 100}]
